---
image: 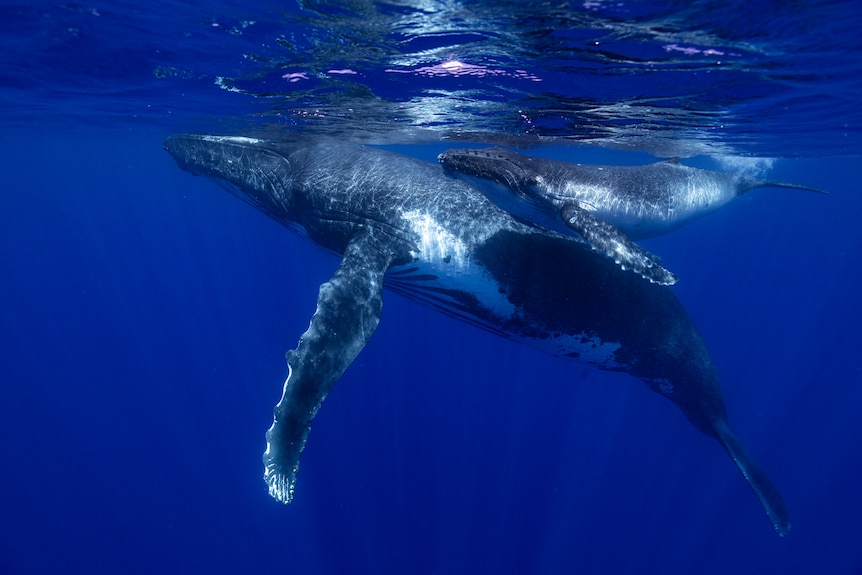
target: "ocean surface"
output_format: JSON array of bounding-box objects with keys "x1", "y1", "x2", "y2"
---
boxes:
[{"x1": 1, "y1": 1, "x2": 861, "y2": 574}]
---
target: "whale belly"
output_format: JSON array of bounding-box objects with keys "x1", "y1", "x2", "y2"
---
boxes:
[{"x1": 383, "y1": 257, "x2": 625, "y2": 371}]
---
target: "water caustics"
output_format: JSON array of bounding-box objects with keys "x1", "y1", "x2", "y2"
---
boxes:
[
  {"x1": 202, "y1": 0, "x2": 861, "y2": 156},
  {"x1": 4, "y1": 0, "x2": 860, "y2": 156}
]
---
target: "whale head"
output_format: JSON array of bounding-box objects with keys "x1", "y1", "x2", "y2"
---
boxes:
[
  {"x1": 439, "y1": 147, "x2": 541, "y2": 195},
  {"x1": 165, "y1": 134, "x2": 305, "y2": 230},
  {"x1": 439, "y1": 147, "x2": 565, "y2": 231}
]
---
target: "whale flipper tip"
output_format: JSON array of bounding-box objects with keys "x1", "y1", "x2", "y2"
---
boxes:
[
  {"x1": 264, "y1": 467, "x2": 297, "y2": 505},
  {"x1": 561, "y1": 202, "x2": 679, "y2": 285},
  {"x1": 263, "y1": 412, "x2": 301, "y2": 504}
]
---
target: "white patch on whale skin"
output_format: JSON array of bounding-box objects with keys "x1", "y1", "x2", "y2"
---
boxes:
[
  {"x1": 653, "y1": 378, "x2": 674, "y2": 396},
  {"x1": 263, "y1": 368, "x2": 298, "y2": 504},
  {"x1": 401, "y1": 209, "x2": 469, "y2": 268},
  {"x1": 389, "y1": 259, "x2": 518, "y2": 322},
  {"x1": 199, "y1": 135, "x2": 264, "y2": 145},
  {"x1": 541, "y1": 332, "x2": 623, "y2": 368},
  {"x1": 389, "y1": 209, "x2": 517, "y2": 320},
  {"x1": 544, "y1": 177, "x2": 659, "y2": 228}
]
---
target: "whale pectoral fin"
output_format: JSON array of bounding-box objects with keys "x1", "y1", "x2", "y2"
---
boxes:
[
  {"x1": 712, "y1": 419, "x2": 791, "y2": 536},
  {"x1": 559, "y1": 203, "x2": 679, "y2": 286},
  {"x1": 263, "y1": 232, "x2": 394, "y2": 504}
]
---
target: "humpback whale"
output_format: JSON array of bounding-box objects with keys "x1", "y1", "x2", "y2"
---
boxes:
[
  {"x1": 439, "y1": 147, "x2": 824, "y2": 285},
  {"x1": 165, "y1": 134, "x2": 790, "y2": 536}
]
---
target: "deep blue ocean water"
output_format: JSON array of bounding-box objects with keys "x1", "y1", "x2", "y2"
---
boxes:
[{"x1": 2, "y1": 1, "x2": 861, "y2": 574}]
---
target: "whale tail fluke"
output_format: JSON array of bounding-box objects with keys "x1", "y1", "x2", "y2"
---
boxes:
[
  {"x1": 744, "y1": 177, "x2": 827, "y2": 195},
  {"x1": 712, "y1": 419, "x2": 791, "y2": 536}
]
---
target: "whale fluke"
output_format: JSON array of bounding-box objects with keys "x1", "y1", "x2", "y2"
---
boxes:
[
  {"x1": 712, "y1": 419, "x2": 791, "y2": 536},
  {"x1": 744, "y1": 178, "x2": 828, "y2": 195}
]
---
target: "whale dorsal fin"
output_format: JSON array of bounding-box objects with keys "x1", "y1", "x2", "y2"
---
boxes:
[
  {"x1": 263, "y1": 231, "x2": 395, "y2": 504},
  {"x1": 559, "y1": 202, "x2": 678, "y2": 286}
]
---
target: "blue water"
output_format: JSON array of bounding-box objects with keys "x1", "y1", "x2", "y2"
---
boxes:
[{"x1": 1, "y1": 1, "x2": 861, "y2": 574}]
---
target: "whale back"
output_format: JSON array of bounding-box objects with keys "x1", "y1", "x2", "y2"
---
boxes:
[
  {"x1": 441, "y1": 147, "x2": 824, "y2": 241},
  {"x1": 440, "y1": 147, "x2": 749, "y2": 238}
]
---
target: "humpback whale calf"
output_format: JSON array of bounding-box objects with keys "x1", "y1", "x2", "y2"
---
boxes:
[
  {"x1": 439, "y1": 147, "x2": 824, "y2": 285},
  {"x1": 165, "y1": 134, "x2": 790, "y2": 536}
]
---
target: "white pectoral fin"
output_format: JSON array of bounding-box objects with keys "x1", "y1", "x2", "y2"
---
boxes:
[
  {"x1": 263, "y1": 232, "x2": 394, "y2": 504},
  {"x1": 560, "y1": 203, "x2": 679, "y2": 286}
]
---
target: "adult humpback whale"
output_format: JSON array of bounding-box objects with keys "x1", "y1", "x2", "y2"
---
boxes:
[
  {"x1": 165, "y1": 134, "x2": 790, "y2": 536},
  {"x1": 439, "y1": 147, "x2": 824, "y2": 285}
]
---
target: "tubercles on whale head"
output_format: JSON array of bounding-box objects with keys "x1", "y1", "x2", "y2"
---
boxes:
[
  {"x1": 165, "y1": 134, "x2": 300, "y2": 223},
  {"x1": 165, "y1": 134, "x2": 268, "y2": 181},
  {"x1": 439, "y1": 147, "x2": 537, "y2": 195}
]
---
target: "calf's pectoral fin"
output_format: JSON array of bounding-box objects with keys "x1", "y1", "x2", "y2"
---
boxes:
[
  {"x1": 559, "y1": 203, "x2": 679, "y2": 286},
  {"x1": 263, "y1": 231, "x2": 394, "y2": 504}
]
